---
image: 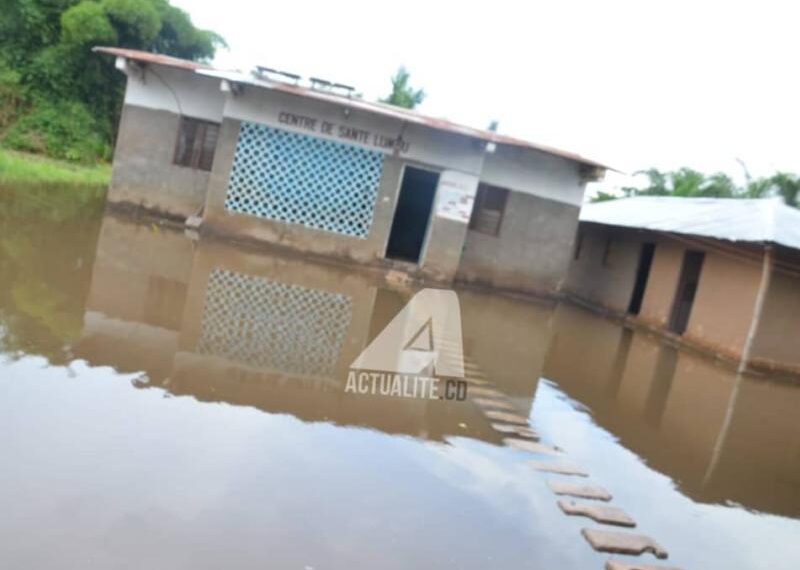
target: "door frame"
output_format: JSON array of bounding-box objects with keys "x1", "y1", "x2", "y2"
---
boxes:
[
  {"x1": 668, "y1": 250, "x2": 705, "y2": 334},
  {"x1": 383, "y1": 162, "x2": 441, "y2": 265}
]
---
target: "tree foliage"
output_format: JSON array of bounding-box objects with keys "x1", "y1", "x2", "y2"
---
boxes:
[
  {"x1": 598, "y1": 167, "x2": 800, "y2": 208},
  {"x1": 0, "y1": 0, "x2": 224, "y2": 162},
  {"x1": 381, "y1": 66, "x2": 425, "y2": 109}
]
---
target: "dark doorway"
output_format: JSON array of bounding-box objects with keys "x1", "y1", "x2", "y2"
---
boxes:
[
  {"x1": 385, "y1": 166, "x2": 439, "y2": 263},
  {"x1": 627, "y1": 243, "x2": 656, "y2": 315},
  {"x1": 668, "y1": 250, "x2": 705, "y2": 334}
]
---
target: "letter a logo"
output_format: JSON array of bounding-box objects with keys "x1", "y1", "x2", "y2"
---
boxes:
[{"x1": 351, "y1": 289, "x2": 464, "y2": 377}]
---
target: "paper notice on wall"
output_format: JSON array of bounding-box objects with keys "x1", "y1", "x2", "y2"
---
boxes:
[{"x1": 435, "y1": 170, "x2": 479, "y2": 223}]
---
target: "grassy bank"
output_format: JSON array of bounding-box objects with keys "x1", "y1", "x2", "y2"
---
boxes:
[{"x1": 0, "y1": 148, "x2": 111, "y2": 187}]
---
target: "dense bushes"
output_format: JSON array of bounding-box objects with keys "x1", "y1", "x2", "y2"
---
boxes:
[
  {"x1": 0, "y1": 0, "x2": 223, "y2": 164},
  {"x1": 5, "y1": 99, "x2": 110, "y2": 162}
]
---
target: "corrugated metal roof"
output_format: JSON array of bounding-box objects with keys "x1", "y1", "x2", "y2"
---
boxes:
[
  {"x1": 580, "y1": 196, "x2": 800, "y2": 250},
  {"x1": 93, "y1": 46, "x2": 611, "y2": 170},
  {"x1": 93, "y1": 46, "x2": 214, "y2": 71}
]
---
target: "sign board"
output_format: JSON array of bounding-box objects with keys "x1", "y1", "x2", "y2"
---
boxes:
[
  {"x1": 435, "y1": 170, "x2": 479, "y2": 223},
  {"x1": 277, "y1": 111, "x2": 410, "y2": 154}
]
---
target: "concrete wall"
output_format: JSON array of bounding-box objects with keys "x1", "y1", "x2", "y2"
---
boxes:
[
  {"x1": 202, "y1": 86, "x2": 490, "y2": 282},
  {"x1": 109, "y1": 104, "x2": 211, "y2": 218},
  {"x1": 108, "y1": 64, "x2": 226, "y2": 219},
  {"x1": 456, "y1": 191, "x2": 581, "y2": 295},
  {"x1": 109, "y1": 63, "x2": 592, "y2": 289},
  {"x1": 564, "y1": 225, "x2": 766, "y2": 361},
  {"x1": 750, "y1": 247, "x2": 800, "y2": 372},
  {"x1": 563, "y1": 223, "x2": 645, "y2": 308},
  {"x1": 123, "y1": 64, "x2": 225, "y2": 122},
  {"x1": 481, "y1": 143, "x2": 586, "y2": 206},
  {"x1": 202, "y1": 117, "x2": 404, "y2": 264},
  {"x1": 681, "y1": 246, "x2": 762, "y2": 357},
  {"x1": 223, "y1": 85, "x2": 487, "y2": 174},
  {"x1": 636, "y1": 239, "x2": 683, "y2": 327}
]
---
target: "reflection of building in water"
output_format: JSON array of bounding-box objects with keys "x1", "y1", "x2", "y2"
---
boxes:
[
  {"x1": 196, "y1": 268, "x2": 353, "y2": 378},
  {"x1": 75, "y1": 215, "x2": 554, "y2": 444},
  {"x1": 543, "y1": 304, "x2": 800, "y2": 518}
]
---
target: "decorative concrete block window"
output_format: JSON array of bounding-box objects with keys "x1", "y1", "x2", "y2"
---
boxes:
[
  {"x1": 225, "y1": 122, "x2": 384, "y2": 238},
  {"x1": 469, "y1": 183, "x2": 509, "y2": 236},
  {"x1": 173, "y1": 116, "x2": 220, "y2": 171}
]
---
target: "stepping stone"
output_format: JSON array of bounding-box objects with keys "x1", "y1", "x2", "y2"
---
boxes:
[
  {"x1": 503, "y1": 438, "x2": 560, "y2": 454},
  {"x1": 581, "y1": 528, "x2": 668, "y2": 559},
  {"x1": 485, "y1": 410, "x2": 530, "y2": 425},
  {"x1": 605, "y1": 560, "x2": 683, "y2": 570},
  {"x1": 469, "y1": 386, "x2": 505, "y2": 398},
  {"x1": 474, "y1": 397, "x2": 517, "y2": 411},
  {"x1": 547, "y1": 480, "x2": 612, "y2": 501},
  {"x1": 558, "y1": 500, "x2": 635, "y2": 527},
  {"x1": 465, "y1": 371, "x2": 485, "y2": 380},
  {"x1": 529, "y1": 460, "x2": 588, "y2": 477},
  {"x1": 491, "y1": 423, "x2": 539, "y2": 439},
  {"x1": 465, "y1": 377, "x2": 489, "y2": 385}
]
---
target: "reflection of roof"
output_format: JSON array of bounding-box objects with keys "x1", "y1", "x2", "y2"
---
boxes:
[
  {"x1": 93, "y1": 46, "x2": 611, "y2": 170},
  {"x1": 580, "y1": 196, "x2": 800, "y2": 250}
]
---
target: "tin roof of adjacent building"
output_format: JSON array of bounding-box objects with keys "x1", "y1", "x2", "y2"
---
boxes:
[
  {"x1": 580, "y1": 196, "x2": 800, "y2": 250},
  {"x1": 94, "y1": 46, "x2": 611, "y2": 170}
]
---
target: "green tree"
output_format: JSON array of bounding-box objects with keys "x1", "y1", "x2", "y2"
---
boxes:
[
  {"x1": 0, "y1": 0, "x2": 224, "y2": 162},
  {"x1": 598, "y1": 166, "x2": 798, "y2": 208},
  {"x1": 381, "y1": 66, "x2": 425, "y2": 109}
]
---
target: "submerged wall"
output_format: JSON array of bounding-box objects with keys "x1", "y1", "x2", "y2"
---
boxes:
[
  {"x1": 108, "y1": 62, "x2": 591, "y2": 291},
  {"x1": 108, "y1": 64, "x2": 225, "y2": 219},
  {"x1": 456, "y1": 191, "x2": 581, "y2": 295},
  {"x1": 749, "y1": 246, "x2": 800, "y2": 373},
  {"x1": 201, "y1": 85, "x2": 488, "y2": 282},
  {"x1": 564, "y1": 225, "x2": 771, "y2": 363}
]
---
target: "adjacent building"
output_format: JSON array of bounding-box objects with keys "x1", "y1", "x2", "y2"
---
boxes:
[
  {"x1": 565, "y1": 196, "x2": 800, "y2": 375},
  {"x1": 95, "y1": 46, "x2": 607, "y2": 296}
]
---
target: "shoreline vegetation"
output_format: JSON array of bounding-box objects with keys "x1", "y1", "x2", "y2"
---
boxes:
[{"x1": 0, "y1": 149, "x2": 110, "y2": 187}]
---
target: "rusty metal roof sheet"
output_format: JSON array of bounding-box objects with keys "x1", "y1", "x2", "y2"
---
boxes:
[
  {"x1": 94, "y1": 46, "x2": 611, "y2": 170},
  {"x1": 581, "y1": 196, "x2": 800, "y2": 250},
  {"x1": 93, "y1": 46, "x2": 215, "y2": 72}
]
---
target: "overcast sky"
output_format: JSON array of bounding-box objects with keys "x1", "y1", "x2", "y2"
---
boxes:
[{"x1": 174, "y1": 0, "x2": 798, "y2": 192}]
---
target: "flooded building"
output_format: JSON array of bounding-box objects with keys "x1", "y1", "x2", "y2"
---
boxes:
[
  {"x1": 95, "y1": 46, "x2": 607, "y2": 295},
  {"x1": 565, "y1": 196, "x2": 800, "y2": 375},
  {"x1": 3, "y1": 186, "x2": 800, "y2": 570}
]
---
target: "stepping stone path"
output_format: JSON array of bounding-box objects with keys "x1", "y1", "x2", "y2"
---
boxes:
[
  {"x1": 529, "y1": 460, "x2": 589, "y2": 477},
  {"x1": 462, "y1": 356, "x2": 682, "y2": 569},
  {"x1": 605, "y1": 560, "x2": 684, "y2": 570},
  {"x1": 473, "y1": 397, "x2": 517, "y2": 411},
  {"x1": 547, "y1": 480, "x2": 612, "y2": 501},
  {"x1": 503, "y1": 438, "x2": 560, "y2": 454},
  {"x1": 490, "y1": 423, "x2": 538, "y2": 439},
  {"x1": 581, "y1": 528, "x2": 668, "y2": 559},
  {"x1": 484, "y1": 410, "x2": 530, "y2": 424},
  {"x1": 468, "y1": 386, "x2": 505, "y2": 399},
  {"x1": 558, "y1": 500, "x2": 636, "y2": 527}
]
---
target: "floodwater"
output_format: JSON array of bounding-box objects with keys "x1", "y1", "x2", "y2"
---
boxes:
[{"x1": 1, "y1": 185, "x2": 799, "y2": 570}]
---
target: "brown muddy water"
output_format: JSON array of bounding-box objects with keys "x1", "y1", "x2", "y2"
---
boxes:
[{"x1": 1, "y1": 186, "x2": 799, "y2": 570}]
